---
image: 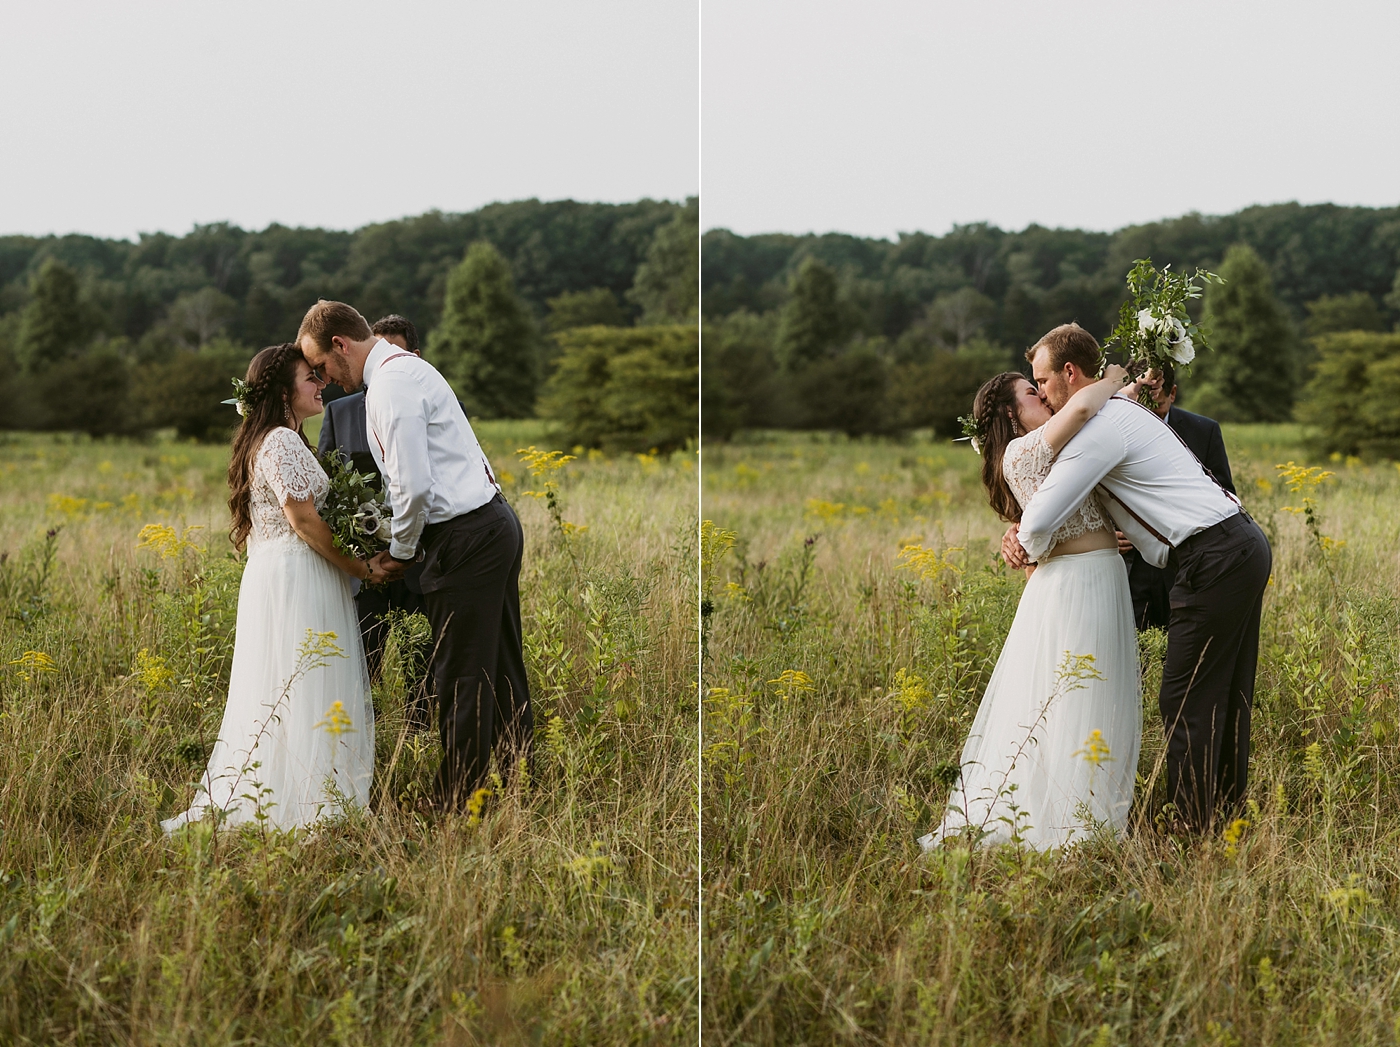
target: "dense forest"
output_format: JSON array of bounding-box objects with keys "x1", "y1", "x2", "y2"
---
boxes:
[
  {"x1": 702, "y1": 202, "x2": 1400, "y2": 438},
  {"x1": 0, "y1": 198, "x2": 699, "y2": 451}
]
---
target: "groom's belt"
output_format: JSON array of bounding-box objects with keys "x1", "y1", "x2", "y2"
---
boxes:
[
  {"x1": 1174, "y1": 509, "x2": 1249, "y2": 556},
  {"x1": 420, "y1": 492, "x2": 507, "y2": 545}
]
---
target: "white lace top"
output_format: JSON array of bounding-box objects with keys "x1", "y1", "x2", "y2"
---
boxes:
[
  {"x1": 1003, "y1": 427, "x2": 1111, "y2": 549},
  {"x1": 248, "y1": 427, "x2": 329, "y2": 550}
]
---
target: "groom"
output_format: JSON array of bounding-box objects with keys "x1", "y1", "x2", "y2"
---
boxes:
[
  {"x1": 297, "y1": 300, "x2": 533, "y2": 811},
  {"x1": 1003, "y1": 323, "x2": 1271, "y2": 832}
]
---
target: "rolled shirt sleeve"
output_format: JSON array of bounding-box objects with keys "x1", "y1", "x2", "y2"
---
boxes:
[
  {"x1": 366, "y1": 371, "x2": 432, "y2": 560},
  {"x1": 1018, "y1": 414, "x2": 1125, "y2": 561}
]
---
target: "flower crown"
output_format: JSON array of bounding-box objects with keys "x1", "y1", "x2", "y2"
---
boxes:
[
  {"x1": 221, "y1": 377, "x2": 250, "y2": 417},
  {"x1": 956, "y1": 413, "x2": 984, "y2": 455}
]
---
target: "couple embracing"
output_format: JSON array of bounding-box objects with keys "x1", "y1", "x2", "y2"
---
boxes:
[
  {"x1": 163, "y1": 301, "x2": 531, "y2": 833},
  {"x1": 922, "y1": 323, "x2": 1271, "y2": 850}
]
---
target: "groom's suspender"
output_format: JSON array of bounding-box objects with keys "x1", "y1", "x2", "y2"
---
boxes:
[
  {"x1": 1094, "y1": 397, "x2": 1242, "y2": 552},
  {"x1": 370, "y1": 352, "x2": 501, "y2": 491}
]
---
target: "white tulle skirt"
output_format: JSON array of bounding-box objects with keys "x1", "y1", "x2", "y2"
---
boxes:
[
  {"x1": 162, "y1": 535, "x2": 375, "y2": 833},
  {"x1": 921, "y1": 548, "x2": 1141, "y2": 850}
]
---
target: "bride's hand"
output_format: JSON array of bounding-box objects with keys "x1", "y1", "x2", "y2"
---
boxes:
[
  {"x1": 1103, "y1": 363, "x2": 1130, "y2": 386},
  {"x1": 358, "y1": 558, "x2": 376, "y2": 583}
]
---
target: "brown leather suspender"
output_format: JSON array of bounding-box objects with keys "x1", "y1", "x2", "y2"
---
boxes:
[{"x1": 1094, "y1": 397, "x2": 1240, "y2": 551}]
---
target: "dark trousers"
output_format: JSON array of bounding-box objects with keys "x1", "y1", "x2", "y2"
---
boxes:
[
  {"x1": 418, "y1": 495, "x2": 533, "y2": 808},
  {"x1": 1159, "y1": 512, "x2": 1272, "y2": 830},
  {"x1": 354, "y1": 578, "x2": 432, "y2": 730}
]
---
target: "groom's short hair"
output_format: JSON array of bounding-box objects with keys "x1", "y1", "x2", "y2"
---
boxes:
[
  {"x1": 371, "y1": 314, "x2": 419, "y2": 354},
  {"x1": 1028, "y1": 323, "x2": 1102, "y2": 375},
  {"x1": 297, "y1": 300, "x2": 373, "y2": 354}
]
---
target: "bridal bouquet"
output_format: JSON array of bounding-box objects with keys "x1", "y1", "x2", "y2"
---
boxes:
[
  {"x1": 318, "y1": 450, "x2": 393, "y2": 560},
  {"x1": 1102, "y1": 258, "x2": 1223, "y2": 406}
]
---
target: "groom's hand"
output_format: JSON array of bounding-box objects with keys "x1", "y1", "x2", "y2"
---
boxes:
[
  {"x1": 1116, "y1": 530, "x2": 1134, "y2": 553},
  {"x1": 371, "y1": 550, "x2": 408, "y2": 582},
  {"x1": 1000, "y1": 524, "x2": 1029, "y2": 570}
]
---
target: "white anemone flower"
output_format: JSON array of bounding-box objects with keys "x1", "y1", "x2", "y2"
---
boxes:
[
  {"x1": 1168, "y1": 334, "x2": 1196, "y2": 365},
  {"x1": 374, "y1": 516, "x2": 392, "y2": 541},
  {"x1": 1136, "y1": 308, "x2": 1158, "y2": 335},
  {"x1": 353, "y1": 502, "x2": 385, "y2": 538}
]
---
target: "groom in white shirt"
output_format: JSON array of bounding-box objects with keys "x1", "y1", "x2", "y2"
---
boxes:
[
  {"x1": 1003, "y1": 323, "x2": 1272, "y2": 833},
  {"x1": 297, "y1": 300, "x2": 532, "y2": 812}
]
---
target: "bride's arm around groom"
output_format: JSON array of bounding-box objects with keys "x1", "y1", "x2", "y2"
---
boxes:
[{"x1": 1013, "y1": 324, "x2": 1271, "y2": 834}]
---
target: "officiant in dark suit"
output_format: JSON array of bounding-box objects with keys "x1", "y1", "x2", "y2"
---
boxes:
[
  {"x1": 318, "y1": 314, "x2": 432, "y2": 728},
  {"x1": 1119, "y1": 362, "x2": 1236, "y2": 631}
]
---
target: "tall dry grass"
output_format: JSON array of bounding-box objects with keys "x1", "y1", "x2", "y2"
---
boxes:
[
  {"x1": 703, "y1": 425, "x2": 1400, "y2": 1045},
  {"x1": 0, "y1": 422, "x2": 697, "y2": 1044}
]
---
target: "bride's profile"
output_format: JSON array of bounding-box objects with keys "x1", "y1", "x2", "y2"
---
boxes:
[
  {"x1": 922, "y1": 351, "x2": 1143, "y2": 850},
  {"x1": 163, "y1": 343, "x2": 380, "y2": 833}
]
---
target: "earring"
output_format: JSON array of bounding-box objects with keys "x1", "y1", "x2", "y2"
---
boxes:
[{"x1": 284, "y1": 402, "x2": 291, "y2": 422}]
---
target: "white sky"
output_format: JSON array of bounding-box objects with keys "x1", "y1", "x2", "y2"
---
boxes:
[
  {"x1": 0, "y1": 1, "x2": 698, "y2": 241},
  {"x1": 702, "y1": 0, "x2": 1400, "y2": 239}
]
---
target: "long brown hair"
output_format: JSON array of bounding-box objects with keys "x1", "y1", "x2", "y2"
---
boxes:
[
  {"x1": 227, "y1": 343, "x2": 311, "y2": 551},
  {"x1": 972, "y1": 371, "x2": 1031, "y2": 523}
]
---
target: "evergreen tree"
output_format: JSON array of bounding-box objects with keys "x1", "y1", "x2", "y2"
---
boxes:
[
  {"x1": 776, "y1": 257, "x2": 846, "y2": 370},
  {"x1": 16, "y1": 259, "x2": 92, "y2": 374},
  {"x1": 628, "y1": 197, "x2": 698, "y2": 324},
  {"x1": 1193, "y1": 244, "x2": 1298, "y2": 422},
  {"x1": 428, "y1": 241, "x2": 538, "y2": 419}
]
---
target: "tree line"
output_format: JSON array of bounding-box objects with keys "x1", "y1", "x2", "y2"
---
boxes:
[
  {"x1": 0, "y1": 198, "x2": 698, "y2": 453},
  {"x1": 702, "y1": 202, "x2": 1400, "y2": 442}
]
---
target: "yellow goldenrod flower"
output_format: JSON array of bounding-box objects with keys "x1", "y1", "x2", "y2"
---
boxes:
[
  {"x1": 768, "y1": 669, "x2": 815, "y2": 700},
  {"x1": 315, "y1": 700, "x2": 355, "y2": 737}
]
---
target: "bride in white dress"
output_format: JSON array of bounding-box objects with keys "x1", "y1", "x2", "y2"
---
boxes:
[
  {"x1": 163, "y1": 343, "x2": 384, "y2": 833},
  {"x1": 922, "y1": 365, "x2": 1144, "y2": 850}
]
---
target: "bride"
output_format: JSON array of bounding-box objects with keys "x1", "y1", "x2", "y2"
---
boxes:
[
  {"x1": 922, "y1": 363, "x2": 1144, "y2": 850},
  {"x1": 163, "y1": 343, "x2": 381, "y2": 833}
]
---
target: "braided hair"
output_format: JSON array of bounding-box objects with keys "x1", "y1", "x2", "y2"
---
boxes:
[
  {"x1": 972, "y1": 371, "x2": 1032, "y2": 523},
  {"x1": 227, "y1": 343, "x2": 312, "y2": 550}
]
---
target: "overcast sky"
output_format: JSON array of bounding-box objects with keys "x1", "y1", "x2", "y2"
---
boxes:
[
  {"x1": 0, "y1": 1, "x2": 697, "y2": 241},
  {"x1": 702, "y1": 0, "x2": 1400, "y2": 239}
]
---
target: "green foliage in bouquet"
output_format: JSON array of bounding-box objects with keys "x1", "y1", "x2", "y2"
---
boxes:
[
  {"x1": 318, "y1": 450, "x2": 392, "y2": 560},
  {"x1": 1102, "y1": 258, "x2": 1224, "y2": 406}
]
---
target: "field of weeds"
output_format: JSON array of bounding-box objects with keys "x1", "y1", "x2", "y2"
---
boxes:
[
  {"x1": 0, "y1": 421, "x2": 697, "y2": 1044},
  {"x1": 702, "y1": 425, "x2": 1400, "y2": 1045}
]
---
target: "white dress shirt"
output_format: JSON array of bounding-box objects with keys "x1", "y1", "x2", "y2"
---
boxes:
[
  {"x1": 362, "y1": 339, "x2": 500, "y2": 560},
  {"x1": 1019, "y1": 397, "x2": 1239, "y2": 568}
]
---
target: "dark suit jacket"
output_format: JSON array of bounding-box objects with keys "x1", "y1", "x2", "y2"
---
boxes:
[
  {"x1": 317, "y1": 391, "x2": 427, "y2": 596},
  {"x1": 317, "y1": 392, "x2": 380, "y2": 485},
  {"x1": 1125, "y1": 406, "x2": 1235, "y2": 629},
  {"x1": 1165, "y1": 407, "x2": 1235, "y2": 495}
]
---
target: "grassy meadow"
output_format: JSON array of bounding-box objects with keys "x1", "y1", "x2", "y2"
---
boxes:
[
  {"x1": 702, "y1": 424, "x2": 1400, "y2": 1045},
  {"x1": 0, "y1": 421, "x2": 698, "y2": 1044}
]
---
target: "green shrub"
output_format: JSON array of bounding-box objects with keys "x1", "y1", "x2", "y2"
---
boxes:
[
  {"x1": 1297, "y1": 331, "x2": 1400, "y2": 456},
  {"x1": 701, "y1": 312, "x2": 782, "y2": 439},
  {"x1": 789, "y1": 345, "x2": 894, "y2": 436},
  {"x1": 133, "y1": 342, "x2": 255, "y2": 441},
  {"x1": 540, "y1": 325, "x2": 697, "y2": 453},
  {"x1": 890, "y1": 341, "x2": 1013, "y2": 436}
]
